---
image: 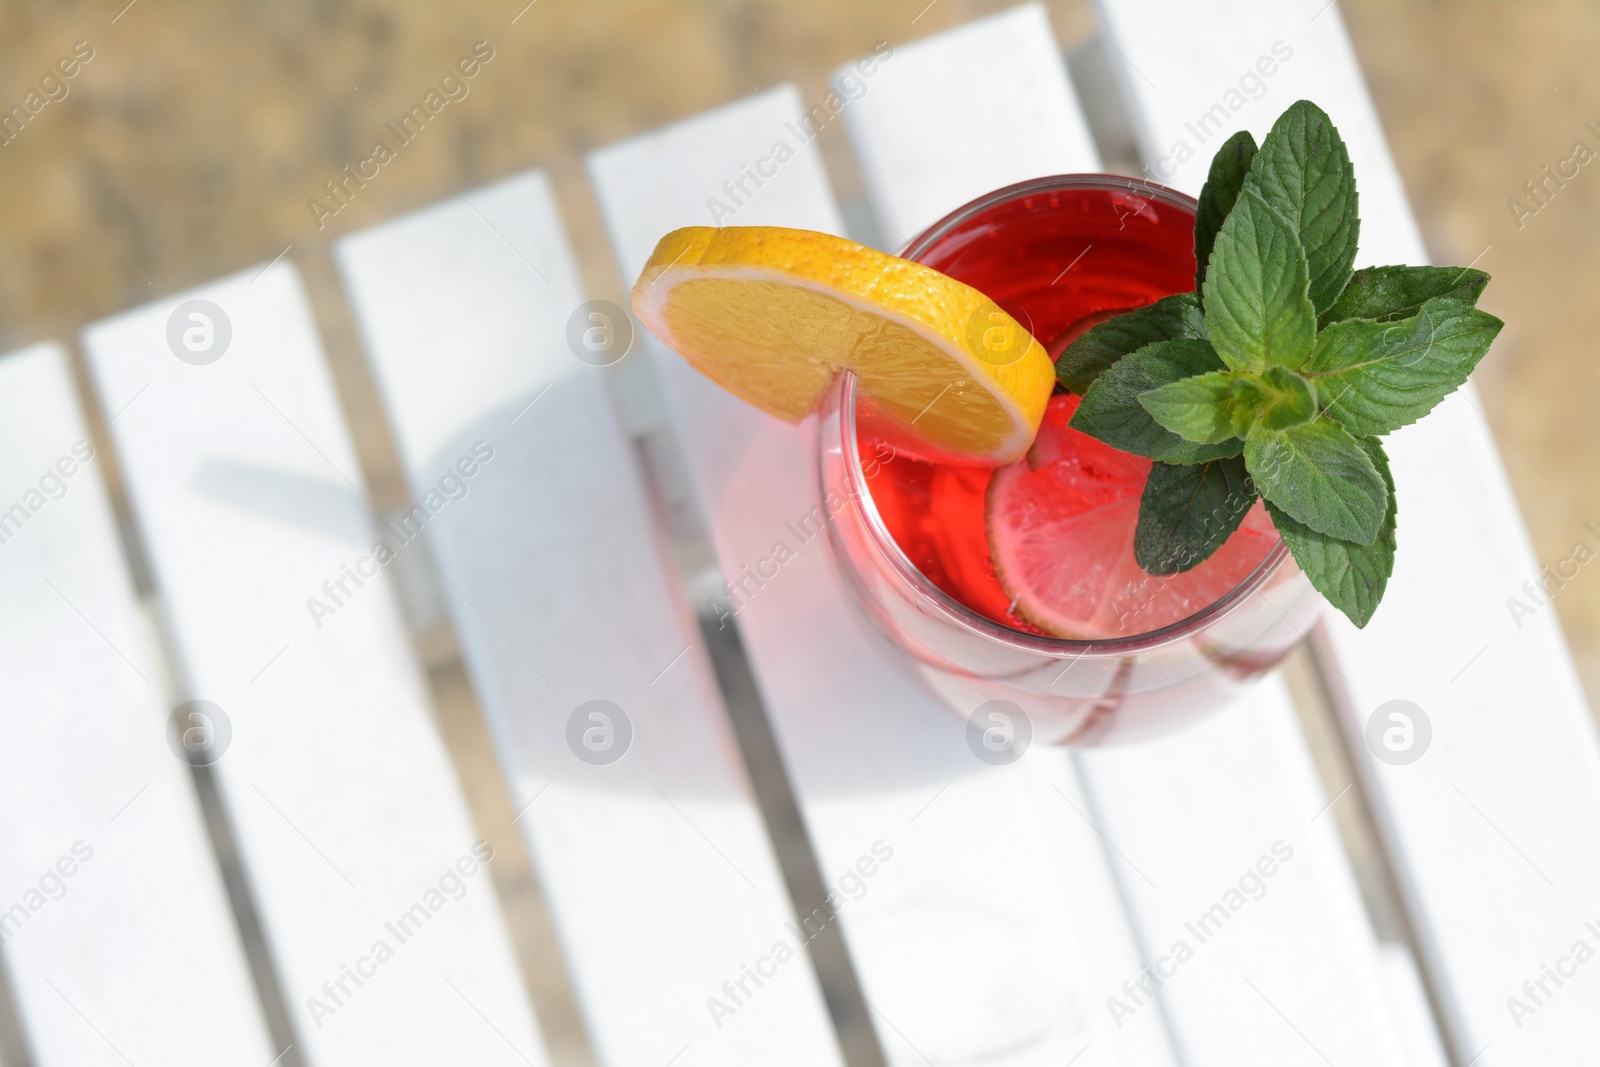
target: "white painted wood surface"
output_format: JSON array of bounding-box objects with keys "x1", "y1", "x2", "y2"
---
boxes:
[
  {"x1": 840, "y1": 9, "x2": 1410, "y2": 1063},
  {"x1": 1076, "y1": 679, "x2": 1409, "y2": 1064},
  {"x1": 837, "y1": 4, "x2": 1100, "y2": 245},
  {"x1": 334, "y1": 170, "x2": 845, "y2": 1067},
  {"x1": 82, "y1": 266, "x2": 550, "y2": 1067},
  {"x1": 592, "y1": 84, "x2": 1177, "y2": 1067},
  {"x1": 0, "y1": 343, "x2": 275, "y2": 1067},
  {"x1": 1096, "y1": 1, "x2": 1600, "y2": 1061}
]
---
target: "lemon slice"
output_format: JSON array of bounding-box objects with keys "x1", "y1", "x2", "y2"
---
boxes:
[{"x1": 631, "y1": 226, "x2": 1054, "y2": 465}]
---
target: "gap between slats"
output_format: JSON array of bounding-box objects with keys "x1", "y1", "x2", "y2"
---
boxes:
[
  {"x1": 1302, "y1": 628, "x2": 1469, "y2": 1067},
  {"x1": 631, "y1": 429, "x2": 889, "y2": 1067}
]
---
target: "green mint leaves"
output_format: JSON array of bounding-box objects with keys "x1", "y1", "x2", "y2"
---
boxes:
[
  {"x1": 1194, "y1": 131, "x2": 1257, "y2": 296},
  {"x1": 1203, "y1": 188, "x2": 1318, "y2": 371},
  {"x1": 1135, "y1": 457, "x2": 1253, "y2": 576},
  {"x1": 1306, "y1": 296, "x2": 1503, "y2": 435},
  {"x1": 1056, "y1": 293, "x2": 1206, "y2": 394},
  {"x1": 1243, "y1": 419, "x2": 1387, "y2": 545},
  {"x1": 1243, "y1": 101, "x2": 1361, "y2": 314},
  {"x1": 1318, "y1": 264, "x2": 1488, "y2": 328},
  {"x1": 1069, "y1": 336, "x2": 1241, "y2": 464},
  {"x1": 1264, "y1": 436, "x2": 1397, "y2": 630},
  {"x1": 1054, "y1": 100, "x2": 1503, "y2": 627}
]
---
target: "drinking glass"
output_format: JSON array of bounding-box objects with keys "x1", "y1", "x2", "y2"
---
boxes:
[{"x1": 817, "y1": 175, "x2": 1321, "y2": 745}]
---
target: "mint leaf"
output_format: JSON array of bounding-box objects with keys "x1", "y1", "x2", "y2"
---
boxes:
[
  {"x1": 1072, "y1": 339, "x2": 1242, "y2": 464},
  {"x1": 1246, "y1": 99, "x2": 1359, "y2": 314},
  {"x1": 1306, "y1": 296, "x2": 1504, "y2": 435},
  {"x1": 1195, "y1": 130, "x2": 1259, "y2": 299},
  {"x1": 1231, "y1": 366, "x2": 1318, "y2": 433},
  {"x1": 1244, "y1": 418, "x2": 1386, "y2": 544},
  {"x1": 1135, "y1": 456, "x2": 1254, "y2": 576},
  {"x1": 1056, "y1": 293, "x2": 1205, "y2": 394},
  {"x1": 1266, "y1": 436, "x2": 1395, "y2": 627},
  {"x1": 1319, "y1": 265, "x2": 1489, "y2": 329},
  {"x1": 1201, "y1": 188, "x2": 1317, "y2": 372},
  {"x1": 1139, "y1": 371, "x2": 1237, "y2": 443}
]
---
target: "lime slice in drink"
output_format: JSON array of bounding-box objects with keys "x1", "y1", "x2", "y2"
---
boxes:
[{"x1": 987, "y1": 395, "x2": 1279, "y2": 639}]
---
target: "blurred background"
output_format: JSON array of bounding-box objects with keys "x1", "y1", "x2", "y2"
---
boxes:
[{"x1": 0, "y1": 1, "x2": 1594, "y2": 1060}]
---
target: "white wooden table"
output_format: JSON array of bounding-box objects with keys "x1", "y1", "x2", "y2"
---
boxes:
[{"x1": 2, "y1": 4, "x2": 1597, "y2": 1066}]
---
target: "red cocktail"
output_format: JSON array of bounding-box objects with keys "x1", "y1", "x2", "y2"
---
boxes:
[{"x1": 818, "y1": 176, "x2": 1319, "y2": 743}]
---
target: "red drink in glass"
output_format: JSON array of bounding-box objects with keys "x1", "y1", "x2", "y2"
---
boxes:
[
  {"x1": 816, "y1": 176, "x2": 1319, "y2": 743},
  {"x1": 865, "y1": 178, "x2": 1279, "y2": 640}
]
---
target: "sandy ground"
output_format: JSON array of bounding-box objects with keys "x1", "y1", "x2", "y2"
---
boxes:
[{"x1": 0, "y1": 1, "x2": 1595, "y2": 1063}]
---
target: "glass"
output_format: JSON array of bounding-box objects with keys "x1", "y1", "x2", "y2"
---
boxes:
[{"x1": 818, "y1": 175, "x2": 1321, "y2": 744}]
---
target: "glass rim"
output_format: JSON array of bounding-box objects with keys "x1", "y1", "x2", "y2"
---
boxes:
[
  {"x1": 836, "y1": 172, "x2": 1293, "y2": 658},
  {"x1": 897, "y1": 172, "x2": 1209, "y2": 260}
]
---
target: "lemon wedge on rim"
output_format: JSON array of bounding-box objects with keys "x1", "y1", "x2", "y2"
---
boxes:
[{"x1": 631, "y1": 226, "x2": 1054, "y2": 465}]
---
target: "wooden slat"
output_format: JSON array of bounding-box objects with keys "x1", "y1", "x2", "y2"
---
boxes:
[
  {"x1": 82, "y1": 266, "x2": 550, "y2": 1067},
  {"x1": 591, "y1": 81, "x2": 1177, "y2": 1067},
  {"x1": 836, "y1": 3, "x2": 1099, "y2": 244},
  {"x1": 334, "y1": 170, "x2": 845, "y2": 1067},
  {"x1": 839, "y1": 8, "x2": 1410, "y2": 1063},
  {"x1": 0, "y1": 343, "x2": 275, "y2": 1067},
  {"x1": 1073, "y1": 679, "x2": 1410, "y2": 1064},
  {"x1": 1095, "y1": 1, "x2": 1600, "y2": 1060}
]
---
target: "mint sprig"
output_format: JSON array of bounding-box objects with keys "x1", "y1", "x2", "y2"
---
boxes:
[{"x1": 1056, "y1": 100, "x2": 1504, "y2": 627}]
